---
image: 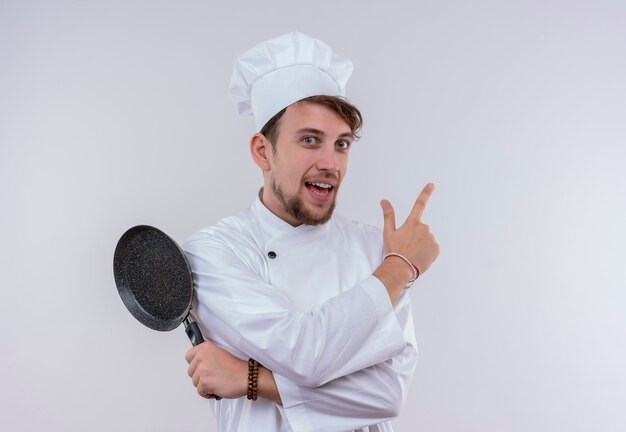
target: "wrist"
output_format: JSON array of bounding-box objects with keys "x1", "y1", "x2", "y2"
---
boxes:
[
  {"x1": 257, "y1": 366, "x2": 282, "y2": 405},
  {"x1": 374, "y1": 258, "x2": 413, "y2": 305},
  {"x1": 383, "y1": 253, "x2": 419, "y2": 287},
  {"x1": 382, "y1": 255, "x2": 414, "y2": 282},
  {"x1": 247, "y1": 358, "x2": 260, "y2": 400}
]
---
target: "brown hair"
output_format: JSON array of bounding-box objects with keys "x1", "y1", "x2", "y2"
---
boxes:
[{"x1": 260, "y1": 95, "x2": 363, "y2": 148}]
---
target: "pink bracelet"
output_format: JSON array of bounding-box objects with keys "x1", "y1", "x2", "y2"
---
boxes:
[{"x1": 383, "y1": 253, "x2": 420, "y2": 288}]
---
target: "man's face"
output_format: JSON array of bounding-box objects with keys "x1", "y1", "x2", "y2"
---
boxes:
[{"x1": 261, "y1": 101, "x2": 353, "y2": 226}]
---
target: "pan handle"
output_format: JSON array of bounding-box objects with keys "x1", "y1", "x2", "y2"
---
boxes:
[
  {"x1": 184, "y1": 319, "x2": 205, "y2": 347},
  {"x1": 184, "y1": 317, "x2": 222, "y2": 401}
]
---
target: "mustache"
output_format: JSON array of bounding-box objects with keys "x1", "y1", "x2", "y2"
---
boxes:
[{"x1": 305, "y1": 172, "x2": 340, "y2": 183}]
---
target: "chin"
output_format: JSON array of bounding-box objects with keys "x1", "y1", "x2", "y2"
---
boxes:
[
  {"x1": 289, "y1": 199, "x2": 336, "y2": 226},
  {"x1": 302, "y1": 200, "x2": 337, "y2": 225}
]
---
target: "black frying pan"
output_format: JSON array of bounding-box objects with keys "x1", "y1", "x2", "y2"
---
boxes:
[{"x1": 113, "y1": 225, "x2": 221, "y2": 399}]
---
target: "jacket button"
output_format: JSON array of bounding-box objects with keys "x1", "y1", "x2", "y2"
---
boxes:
[{"x1": 267, "y1": 251, "x2": 277, "y2": 259}]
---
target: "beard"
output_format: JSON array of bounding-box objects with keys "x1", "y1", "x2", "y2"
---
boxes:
[{"x1": 270, "y1": 175, "x2": 337, "y2": 226}]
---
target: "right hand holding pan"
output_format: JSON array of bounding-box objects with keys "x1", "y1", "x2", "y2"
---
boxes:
[{"x1": 185, "y1": 341, "x2": 247, "y2": 400}]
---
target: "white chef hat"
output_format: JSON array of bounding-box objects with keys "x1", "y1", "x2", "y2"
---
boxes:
[{"x1": 229, "y1": 31, "x2": 353, "y2": 131}]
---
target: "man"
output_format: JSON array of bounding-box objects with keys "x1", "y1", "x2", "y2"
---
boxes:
[{"x1": 183, "y1": 32, "x2": 439, "y2": 431}]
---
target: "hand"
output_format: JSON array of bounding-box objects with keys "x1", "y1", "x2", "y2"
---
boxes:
[
  {"x1": 381, "y1": 183, "x2": 440, "y2": 275},
  {"x1": 185, "y1": 341, "x2": 248, "y2": 399}
]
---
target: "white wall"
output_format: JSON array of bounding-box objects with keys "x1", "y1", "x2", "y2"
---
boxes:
[{"x1": 1, "y1": 1, "x2": 625, "y2": 431}]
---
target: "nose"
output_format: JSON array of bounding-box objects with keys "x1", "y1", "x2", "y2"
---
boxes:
[{"x1": 315, "y1": 143, "x2": 340, "y2": 174}]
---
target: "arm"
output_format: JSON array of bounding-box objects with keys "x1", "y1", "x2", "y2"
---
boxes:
[
  {"x1": 185, "y1": 290, "x2": 417, "y2": 430},
  {"x1": 184, "y1": 234, "x2": 407, "y2": 387},
  {"x1": 269, "y1": 183, "x2": 438, "y2": 428},
  {"x1": 273, "y1": 291, "x2": 417, "y2": 431},
  {"x1": 185, "y1": 339, "x2": 282, "y2": 404}
]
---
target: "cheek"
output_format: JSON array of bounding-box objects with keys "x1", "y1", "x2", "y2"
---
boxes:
[
  {"x1": 272, "y1": 150, "x2": 318, "y2": 185},
  {"x1": 285, "y1": 167, "x2": 305, "y2": 187},
  {"x1": 271, "y1": 163, "x2": 302, "y2": 190},
  {"x1": 280, "y1": 157, "x2": 309, "y2": 181}
]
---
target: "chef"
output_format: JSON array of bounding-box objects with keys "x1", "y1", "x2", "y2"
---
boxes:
[{"x1": 183, "y1": 32, "x2": 440, "y2": 432}]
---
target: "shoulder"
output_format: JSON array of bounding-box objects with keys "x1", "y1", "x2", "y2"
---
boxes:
[{"x1": 183, "y1": 207, "x2": 260, "y2": 257}]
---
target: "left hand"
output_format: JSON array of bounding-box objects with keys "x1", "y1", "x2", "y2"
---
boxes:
[
  {"x1": 380, "y1": 183, "x2": 440, "y2": 275},
  {"x1": 185, "y1": 341, "x2": 248, "y2": 399}
]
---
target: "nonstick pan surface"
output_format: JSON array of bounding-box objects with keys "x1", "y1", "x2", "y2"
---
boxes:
[{"x1": 113, "y1": 225, "x2": 193, "y2": 332}]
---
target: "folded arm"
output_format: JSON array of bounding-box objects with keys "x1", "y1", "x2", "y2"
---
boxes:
[
  {"x1": 186, "y1": 291, "x2": 417, "y2": 431},
  {"x1": 273, "y1": 292, "x2": 417, "y2": 431},
  {"x1": 184, "y1": 232, "x2": 408, "y2": 387}
]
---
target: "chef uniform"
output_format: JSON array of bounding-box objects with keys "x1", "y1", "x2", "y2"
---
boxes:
[{"x1": 183, "y1": 32, "x2": 418, "y2": 432}]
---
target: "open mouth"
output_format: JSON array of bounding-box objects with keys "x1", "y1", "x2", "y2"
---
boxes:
[{"x1": 305, "y1": 181, "x2": 334, "y2": 199}]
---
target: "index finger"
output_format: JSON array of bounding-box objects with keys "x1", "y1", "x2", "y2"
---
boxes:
[{"x1": 409, "y1": 183, "x2": 435, "y2": 222}]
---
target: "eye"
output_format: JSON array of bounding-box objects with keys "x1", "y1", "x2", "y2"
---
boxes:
[
  {"x1": 336, "y1": 139, "x2": 351, "y2": 150},
  {"x1": 302, "y1": 136, "x2": 318, "y2": 145}
]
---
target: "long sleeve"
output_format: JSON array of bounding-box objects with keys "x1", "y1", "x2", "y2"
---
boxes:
[
  {"x1": 273, "y1": 291, "x2": 418, "y2": 432},
  {"x1": 184, "y1": 229, "x2": 407, "y2": 387}
]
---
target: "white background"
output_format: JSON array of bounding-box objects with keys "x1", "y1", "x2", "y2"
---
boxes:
[{"x1": 2, "y1": 1, "x2": 625, "y2": 431}]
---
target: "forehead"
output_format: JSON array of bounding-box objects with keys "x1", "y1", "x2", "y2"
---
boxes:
[{"x1": 278, "y1": 102, "x2": 351, "y2": 136}]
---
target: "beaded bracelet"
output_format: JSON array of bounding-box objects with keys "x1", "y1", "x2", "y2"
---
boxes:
[
  {"x1": 247, "y1": 358, "x2": 260, "y2": 401},
  {"x1": 383, "y1": 252, "x2": 420, "y2": 288}
]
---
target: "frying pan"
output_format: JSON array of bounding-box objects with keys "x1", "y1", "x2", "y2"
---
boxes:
[{"x1": 113, "y1": 225, "x2": 221, "y2": 399}]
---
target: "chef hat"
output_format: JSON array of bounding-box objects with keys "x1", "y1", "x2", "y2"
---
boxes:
[{"x1": 229, "y1": 31, "x2": 353, "y2": 130}]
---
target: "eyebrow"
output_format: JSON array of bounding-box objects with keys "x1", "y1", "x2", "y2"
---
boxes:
[{"x1": 295, "y1": 128, "x2": 354, "y2": 139}]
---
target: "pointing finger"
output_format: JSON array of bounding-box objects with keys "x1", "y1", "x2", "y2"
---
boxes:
[
  {"x1": 410, "y1": 183, "x2": 435, "y2": 222},
  {"x1": 381, "y1": 199, "x2": 396, "y2": 238}
]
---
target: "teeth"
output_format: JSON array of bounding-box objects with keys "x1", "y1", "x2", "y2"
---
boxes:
[{"x1": 309, "y1": 182, "x2": 332, "y2": 189}]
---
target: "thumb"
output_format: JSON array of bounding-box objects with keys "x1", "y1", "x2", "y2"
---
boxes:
[{"x1": 380, "y1": 199, "x2": 396, "y2": 237}]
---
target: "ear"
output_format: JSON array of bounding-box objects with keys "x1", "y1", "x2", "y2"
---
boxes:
[{"x1": 250, "y1": 132, "x2": 272, "y2": 171}]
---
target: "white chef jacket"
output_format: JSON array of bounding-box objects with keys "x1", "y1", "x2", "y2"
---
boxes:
[{"x1": 183, "y1": 197, "x2": 418, "y2": 432}]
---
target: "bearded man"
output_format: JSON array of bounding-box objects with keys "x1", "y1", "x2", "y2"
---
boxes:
[{"x1": 183, "y1": 32, "x2": 439, "y2": 432}]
